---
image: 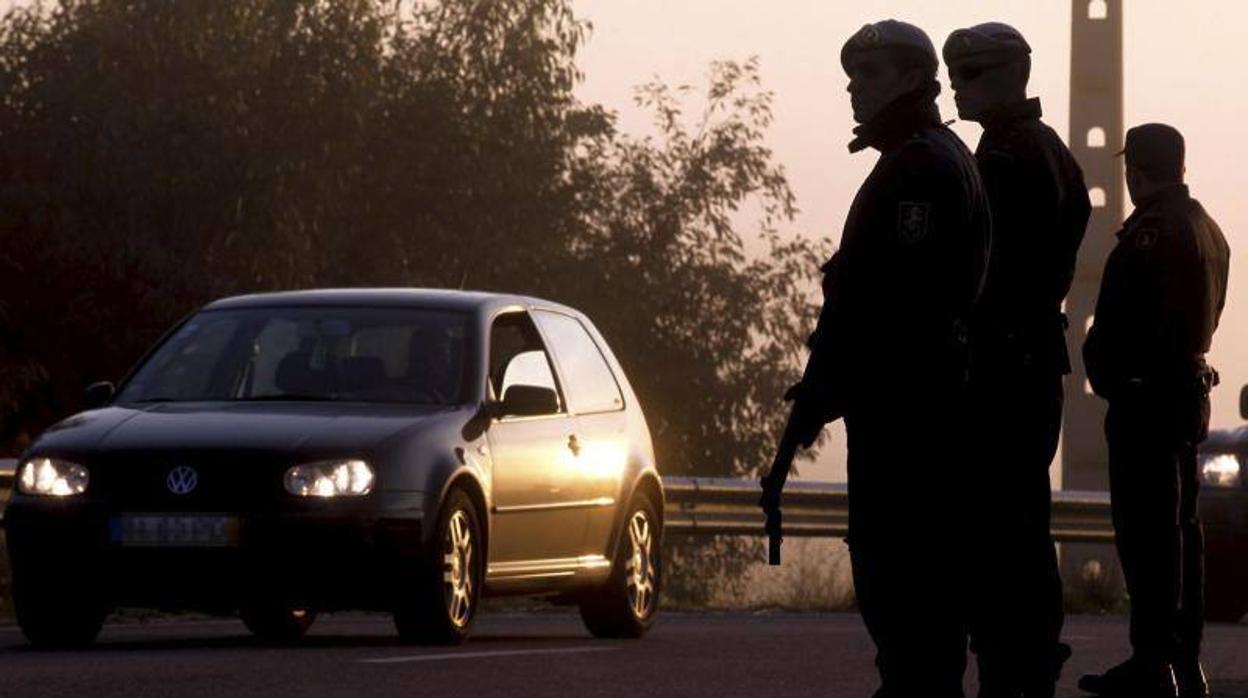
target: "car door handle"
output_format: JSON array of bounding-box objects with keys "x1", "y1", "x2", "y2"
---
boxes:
[{"x1": 567, "y1": 434, "x2": 582, "y2": 456}]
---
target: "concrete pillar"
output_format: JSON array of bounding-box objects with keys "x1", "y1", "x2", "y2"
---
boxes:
[{"x1": 1063, "y1": 0, "x2": 1125, "y2": 601}]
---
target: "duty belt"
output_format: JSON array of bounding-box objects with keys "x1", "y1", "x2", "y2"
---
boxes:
[{"x1": 1124, "y1": 357, "x2": 1218, "y2": 395}]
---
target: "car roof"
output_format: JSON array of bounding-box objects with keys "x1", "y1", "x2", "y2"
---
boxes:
[{"x1": 202, "y1": 288, "x2": 582, "y2": 317}]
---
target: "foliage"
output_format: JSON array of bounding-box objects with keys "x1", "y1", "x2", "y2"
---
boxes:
[{"x1": 0, "y1": 0, "x2": 825, "y2": 602}]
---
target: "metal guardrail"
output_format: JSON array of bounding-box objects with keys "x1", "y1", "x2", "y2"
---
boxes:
[
  {"x1": 0, "y1": 462, "x2": 1111, "y2": 542},
  {"x1": 662, "y1": 476, "x2": 1115, "y2": 544}
]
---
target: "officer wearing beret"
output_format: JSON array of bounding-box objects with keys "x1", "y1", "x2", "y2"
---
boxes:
[
  {"x1": 1080, "y1": 124, "x2": 1230, "y2": 698},
  {"x1": 782, "y1": 19, "x2": 990, "y2": 696},
  {"x1": 943, "y1": 23, "x2": 1090, "y2": 698}
]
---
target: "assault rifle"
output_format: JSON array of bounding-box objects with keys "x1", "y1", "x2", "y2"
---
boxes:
[{"x1": 759, "y1": 403, "x2": 815, "y2": 566}]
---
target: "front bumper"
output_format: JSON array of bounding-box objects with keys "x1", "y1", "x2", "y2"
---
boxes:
[{"x1": 4, "y1": 492, "x2": 426, "y2": 612}]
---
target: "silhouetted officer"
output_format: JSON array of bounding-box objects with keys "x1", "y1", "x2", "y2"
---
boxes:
[
  {"x1": 783, "y1": 20, "x2": 990, "y2": 697},
  {"x1": 944, "y1": 23, "x2": 1090, "y2": 698},
  {"x1": 1080, "y1": 124, "x2": 1230, "y2": 698}
]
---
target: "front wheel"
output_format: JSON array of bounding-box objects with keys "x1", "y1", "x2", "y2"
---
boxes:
[
  {"x1": 1204, "y1": 572, "x2": 1248, "y2": 623},
  {"x1": 14, "y1": 572, "x2": 107, "y2": 649},
  {"x1": 579, "y1": 493, "x2": 662, "y2": 639},
  {"x1": 1204, "y1": 536, "x2": 1248, "y2": 623},
  {"x1": 393, "y1": 487, "x2": 483, "y2": 645}
]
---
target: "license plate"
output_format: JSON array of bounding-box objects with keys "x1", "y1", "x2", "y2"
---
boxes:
[{"x1": 112, "y1": 515, "x2": 239, "y2": 548}]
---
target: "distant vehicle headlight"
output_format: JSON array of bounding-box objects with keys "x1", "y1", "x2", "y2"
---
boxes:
[
  {"x1": 284, "y1": 459, "x2": 374, "y2": 497},
  {"x1": 17, "y1": 458, "x2": 89, "y2": 496},
  {"x1": 1200, "y1": 453, "x2": 1242, "y2": 488}
]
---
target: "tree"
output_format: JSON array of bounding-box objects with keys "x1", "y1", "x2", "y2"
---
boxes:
[
  {"x1": 559, "y1": 60, "x2": 824, "y2": 600},
  {"x1": 0, "y1": 0, "x2": 824, "y2": 601}
]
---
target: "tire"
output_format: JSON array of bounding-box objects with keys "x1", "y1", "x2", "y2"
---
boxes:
[
  {"x1": 1204, "y1": 539, "x2": 1248, "y2": 623},
  {"x1": 393, "y1": 487, "x2": 483, "y2": 645},
  {"x1": 1204, "y1": 575, "x2": 1248, "y2": 623},
  {"x1": 579, "y1": 492, "x2": 662, "y2": 639},
  {"x1": 1204, "y1": 596, "x2": 1247, "y2": 624},
  {"x1": 240, "y1": 602, "x2": 317, "y2": 641},
  {"x1": 14, "y1": 574, "x2": 107, "y2": 649}
]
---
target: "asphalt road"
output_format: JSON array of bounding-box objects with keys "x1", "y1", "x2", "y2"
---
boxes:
[{"x1": 1, "y1": 612, "x2": 1246, "y2": 697}]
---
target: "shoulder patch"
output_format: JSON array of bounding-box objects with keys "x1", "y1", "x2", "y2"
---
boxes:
[{"x1": 897, "y1": 202, "x2": 930, "y2": 244}]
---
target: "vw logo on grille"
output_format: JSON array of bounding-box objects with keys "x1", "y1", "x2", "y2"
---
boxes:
[{"x1": 166, "y1": 466, "x2": 199, "y2": 495}]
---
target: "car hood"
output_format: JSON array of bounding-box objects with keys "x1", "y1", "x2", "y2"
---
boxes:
[
  {"x1": 1201, "y1": 426, "x2": 1248, "y2": 455},
  {"x1": 31, "y1": 402, "x2": 458, "y2": 458}
]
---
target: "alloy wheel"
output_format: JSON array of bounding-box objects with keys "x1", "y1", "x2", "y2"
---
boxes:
[
  {"x1": 624, "y1": 510, "x2": 657, "y2": 619},
  {"x1": 443, "y1": 509, "x2": 474, "y2": 628}
]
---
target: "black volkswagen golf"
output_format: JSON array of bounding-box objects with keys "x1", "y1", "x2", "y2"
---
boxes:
[{"x1": 5, "y1": 290, "x2": 663, "y2": 647}]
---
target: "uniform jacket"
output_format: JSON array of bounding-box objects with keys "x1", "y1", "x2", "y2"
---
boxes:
[
  {"x1": 796, "y1": 92, "x2": 991, "y2": 424},
  {"x1": 1084, "y1": 184, "x2": 1230, "y2": 399},
  {"x1": 974, "y1": 98, "x2": 1090, "y2": 376}
]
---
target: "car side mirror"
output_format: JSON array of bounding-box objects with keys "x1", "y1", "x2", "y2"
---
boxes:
[
  {"x1": 496, "y1": 385, "x2": 560, "y2": 418},
  {"x1": 1240, "y1": 384, "x2": 1248, "y2": 421},
  {"x1": 84, "y1": 381, "x2": 115, "y2": 409}
]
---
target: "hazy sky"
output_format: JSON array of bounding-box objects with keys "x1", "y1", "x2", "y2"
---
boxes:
[{"x1": 574, "y1": 0, "x2": 1248, "y2": 481}]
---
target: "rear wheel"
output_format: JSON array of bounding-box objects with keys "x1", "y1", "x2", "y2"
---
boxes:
[
  {"x1": 393, "y1": 487, "x2": 482, "y2": 645},
  {"x1": 240, "y1": 602, "x2": 317, "y2": 641},
  {"x1": 579, "y1": 493, "x2": 662, "y2": 638}
]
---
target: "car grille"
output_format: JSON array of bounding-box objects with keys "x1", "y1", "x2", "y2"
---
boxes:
[{"x1": 89, "y1": 450, "x2": 290, "y2": 512}]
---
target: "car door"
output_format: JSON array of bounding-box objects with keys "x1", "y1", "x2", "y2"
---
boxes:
[
  {"x1": 531, "y1": 310, "x2": 631, "y2": 559},
  {"x1": 485, "y1": 311, "x2": 588, "y2": 568}
]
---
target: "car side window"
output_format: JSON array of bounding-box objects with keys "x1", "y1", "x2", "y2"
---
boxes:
[
  {"x1": 500, "y1": 350, "x2": 557, "y2": 396},
  {"x1": 532, "y1": 310, "x2": 624, "y2": 414},
  {"x1": 488, "y1": 312, "x2": 563, "y2": 414}
]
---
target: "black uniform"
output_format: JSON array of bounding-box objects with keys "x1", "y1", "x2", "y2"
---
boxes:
[
  {"x1": 967, "y1": 97, "x2": 1090, "y2": 694},
  {"x1": 795, "y1": 91, "x2": 991, "y2": 696},
  {"x1": 1083, "y1": 183, "x2": 1230, "y2": 669}
]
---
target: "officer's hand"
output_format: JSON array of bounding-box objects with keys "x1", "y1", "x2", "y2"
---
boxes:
[{"x1": 782, "y1": 382, "x2": 804, "y2": 402}]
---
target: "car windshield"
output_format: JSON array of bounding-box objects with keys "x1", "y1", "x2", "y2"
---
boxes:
[{"x1": 116, "y1": 307, "x2": 473, "y2": 405}]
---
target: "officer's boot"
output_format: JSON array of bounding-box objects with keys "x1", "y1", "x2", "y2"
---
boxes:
[
  {"x1": 1078, "y1": 657, "x2": 1178, "y2": 697},
  {"x1": 1172, "y1": 657, "x2": 1209, "y2": 698}
]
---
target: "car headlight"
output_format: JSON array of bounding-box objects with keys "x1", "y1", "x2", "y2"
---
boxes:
[
  {"x1": 17, "y1": 458, "x2": 89, "y2": 496},
  {"x1": 1201, "y1": 453, "x2": 1242, "y2": 488},
  {"x1": 284, "y1": 459, "x2": 374, "y2": 497}
]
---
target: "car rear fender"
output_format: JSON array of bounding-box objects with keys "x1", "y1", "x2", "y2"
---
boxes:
[{"x1": 605, "y1": 469, "x2": 665, "y2": 562}]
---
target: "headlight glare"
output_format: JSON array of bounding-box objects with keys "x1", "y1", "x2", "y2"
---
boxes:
[
  {"x1": 17, "y1": 458, "x2": 89, "y2": 496},
  {"x1": 284, "y1": 459, "x2": 374, "y2": 497},
  {"x1": 1201, "y1": 453, "x2": 1242, "y2": 488}
]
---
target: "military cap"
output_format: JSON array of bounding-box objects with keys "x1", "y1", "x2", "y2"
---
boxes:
[
  {"x1": 1117, "y1": 123, "x2": 1185, "y2": 176},
  {"x1": 840, "y1": 20, "x2": 938, "y2": 74},
  {"x1": 943, "y1": 22, "x2": 1032, "y2": 64}
]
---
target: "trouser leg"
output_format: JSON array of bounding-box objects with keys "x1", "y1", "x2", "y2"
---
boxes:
[
  {"x1": 1016, "y1": 376, "x2": 1066, "y2": 695},
  {"x1": 1107, "y1": 401, "x2": 1182, "y2": 665},
  {"x1": 1176, "y1": 395, "x2": 1207, "y2": 664},
  {"x1": 850, "y1": 527, "x2": 967, "y2": 697},
  {"x1": 1177, "y1": 453, "x2": 1204, "y2": 663},
  {"x1": 848, "y1": 413, "x2": 967, "y2": 697},
  {"x1": 969, "y1": 373, "x2": 1064, "y2": 696}
]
